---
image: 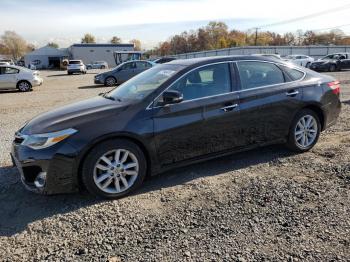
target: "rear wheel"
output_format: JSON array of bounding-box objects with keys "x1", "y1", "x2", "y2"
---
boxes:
[
  {"x1": 105, "y1": 76, "x2": 116, "y2": 86},
  {"x1": 286, "y1": 109, "x2": 321, "y2": 152},
  {"x1": 81, "y1": 139, "x2": 147, "y2": 199},
  {"x1": 17, "y1": 81, "x2": 32, "y2": 92},
  {"x1": 101, "y1": 65, "x2": 106, "y2": 69}
]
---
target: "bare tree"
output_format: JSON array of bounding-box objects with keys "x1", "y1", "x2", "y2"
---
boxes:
[
  {"x1": 110, "y1": 36, "x2": 122, "y2": 44},
  {"x1": 47, "y1": 42, "x2": 59, "y2": 48},
  {"x1": 129, "y1": 39, "x2": 142, "y2": 51},
  {"x1": 81, "y1": 33, "x2": 96, "y2": 44},
  {"x1": 1, "y1": 31, "x2": 28, "y2": 59}
]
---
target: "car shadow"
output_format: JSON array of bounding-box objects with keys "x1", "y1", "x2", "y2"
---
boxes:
[
  {"x1": 0, "y1": 90, "x2": 20, "y2": 94},
  {"x1": 0, "y1": 145, "x2": 294, "y2": 237},
  {"x1": 78, "y1": 85, "x2": 106, "y2": 89},
  {"x1": 343, "y1": 99, "x2": 350, "y2": 105},
  {"x1": 47, "y1": 72, "x2": 97, "y2": 77}
]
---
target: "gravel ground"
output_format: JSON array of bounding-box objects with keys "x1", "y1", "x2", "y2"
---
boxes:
[{"x1": 0, "y1": 70, "x2": 349, "y2": 261}]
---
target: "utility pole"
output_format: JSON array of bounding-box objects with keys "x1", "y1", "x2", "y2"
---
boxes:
[{"x1": 254, "y1": 27, "x2": 260, "y2": 46}]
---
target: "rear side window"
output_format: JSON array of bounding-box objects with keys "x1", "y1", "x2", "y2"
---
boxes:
[
  {"x1": 281, "y1": 66, "x2": 305, "y2": 81},
  {"x1": 237, "y1": 61, "x2": 285, "y2": 90}
]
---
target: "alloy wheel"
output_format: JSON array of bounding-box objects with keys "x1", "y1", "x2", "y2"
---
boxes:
[
  {"x1": 93, "y1": 149, "x2": 139, "y2": 194},
  {"x1": 18, "y1": 81, "x2": 30, "y2": 91},
  {"x1": 294, "y1": 115, "x2": 318, "y2": 148},
  {"x1": 106, "y1": 77, "x2": 116, "y2": 86}
]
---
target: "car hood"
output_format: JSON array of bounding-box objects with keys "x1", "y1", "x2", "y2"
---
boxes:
[{"x1": 21, "y1": 96, "x2": 129, "y2": 135}]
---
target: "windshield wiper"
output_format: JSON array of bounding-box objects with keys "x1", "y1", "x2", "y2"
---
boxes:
[{"x1": 99, "y1": 92, "x2": 122, "y2": 102}]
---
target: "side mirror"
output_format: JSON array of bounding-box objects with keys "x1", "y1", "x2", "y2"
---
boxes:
[{"x1": 162, "y1": 90, "x2": 183, "y2": 105}]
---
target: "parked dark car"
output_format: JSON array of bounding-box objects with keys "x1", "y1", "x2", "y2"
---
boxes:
[
  {"x1": 94, "y1": 60, "x2": 155, "y2": 86},
  {"x1": 152, "y1": 57, "x2": 177, "y2": 64},
  {"x1": 11, "y1": 56, "x2": 341, "y2": 199},
  {"x1": 310, "y1": 53, "x2": 350, "y2": 72}
]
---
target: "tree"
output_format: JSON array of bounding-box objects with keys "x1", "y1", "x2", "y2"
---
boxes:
[
  {"x1": 110, "y1": 36, "x2": 122, "y2": 44},
  {"x1": 47, "y1": 42, "x2": 59, "y2": 48},
  {"x1": 81, "y1": 33, "x2": 96, "y2": 44},
  {"x1": 129, "y1": 39, "x2": 142, "y2": 51},
  {"x1": 1, "y1": 31, "x2": 28, "y2": 59}
]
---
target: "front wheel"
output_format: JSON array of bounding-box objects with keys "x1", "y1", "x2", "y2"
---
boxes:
[
  {"x1": 17, "y1": 81, "x2": 32, "y2": 92},
  {"x1": 105, "y1": 76, "x2": 116, "y2": 87},
  {"x1": 81, "y1": 139, "x2": 147, "y2": 199},
  {"x1": 286, "y1": 109, "x2": 321, "y2": 152}
]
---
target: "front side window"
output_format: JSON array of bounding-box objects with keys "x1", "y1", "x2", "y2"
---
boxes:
[
  {"x1": 121, "y1": 62, "x2": 135, "y2": 70},
  {"x1": 136, "y1": 61, "x2": 151, "y2": 69},
  {"x1": 169, "y1": 63, "x2": 231, "y2": 101},
  {"x1": 4, "y1": 67, "x2": 19, "y2": 74},
  {"x1": 237, "y1": 61, "x2": 285, "y2": 90}
]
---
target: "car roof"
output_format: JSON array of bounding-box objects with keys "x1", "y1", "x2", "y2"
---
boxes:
[{"x1": 166, "y1": 55, "x2": 284, "y2": 66}]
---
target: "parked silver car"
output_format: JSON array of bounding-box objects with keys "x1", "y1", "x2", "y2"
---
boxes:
[
  {"x1": 94, "y1": 60, "x2": 156, "y2": 86},
  {"x1": 67, "y1": 60, "x2": 86, "y2": 75},
  {"x1": 0, "y1": 65, "x2": 43, "y2": 91},
  {"x1": 86, "y1": 61, "x2": 108, "y2": 70}
]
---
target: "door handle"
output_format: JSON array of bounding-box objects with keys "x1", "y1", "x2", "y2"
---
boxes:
[
  {"x1": 221, "y1": 104, "x2": 238, "y2": 112},
  {"x1": 286, "y1": 90, "x2": 299, "y2": 97}
]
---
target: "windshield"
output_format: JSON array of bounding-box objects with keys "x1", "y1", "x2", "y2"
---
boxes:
[{"x1": 108, "y1": 64, "x2": 184, "y2": 101}]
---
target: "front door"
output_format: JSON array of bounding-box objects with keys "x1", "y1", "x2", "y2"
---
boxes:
[{"x1": 117, "y1": 62, "x2": 136, "y2": 82}]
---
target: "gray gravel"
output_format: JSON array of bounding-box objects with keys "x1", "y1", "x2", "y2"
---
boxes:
[{"x1": 0, "y1": 70, "x2": 349, "y2": 261}]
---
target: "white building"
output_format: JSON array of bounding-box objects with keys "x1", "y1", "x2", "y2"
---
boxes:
[
  {"x1": 24, "y1": 43, "x2": 134, "y2": 69},
  {"x1": 24, "y1": 46, "x2": 70, "y2": 69},
  {"x1": 69, "y1": 43, "x2": 134, "y2": 67}
]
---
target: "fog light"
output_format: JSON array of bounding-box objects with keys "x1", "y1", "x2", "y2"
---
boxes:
[{"x1": 34, "y1": 172, "x2": 47, "y2": 188}]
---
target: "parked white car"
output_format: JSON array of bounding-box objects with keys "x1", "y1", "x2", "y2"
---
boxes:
[
  {"x1": 67, "y1": 60, "x2": 86, "y2": 75},
  {"x1": 0, "y1": 65, "x2": 43, "y2": 92},
  {"x1": 0, "y1": 62, "x2": 10, "y2": 66},
  {"x1": 86, "y1": 61, "x2": 108, "y2": 70},
  {"x1": 285, "y1": 55, "x2": 314, "y2": 68}
]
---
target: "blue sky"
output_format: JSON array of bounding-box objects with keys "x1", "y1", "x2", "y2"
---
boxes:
[{"x1": 1, "y1": 0, "x2": 350, "y2": 49}]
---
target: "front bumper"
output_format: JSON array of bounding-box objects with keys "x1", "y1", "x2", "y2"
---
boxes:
[
  {"x1": 310, "y1": 63, "x2": 329, "y2": 71},
  {"x1": 94, "y1": 78, "x2": 104, "y2": 84},
  {"x1": 11, "y1": 140, "x2": 80, "y2": 195},
  {"x1": 32, "y1": 77, "x2": 43, "y2": 87}
]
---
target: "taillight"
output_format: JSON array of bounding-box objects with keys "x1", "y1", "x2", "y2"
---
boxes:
[{"x1": 328, "y1": 81, "x2": 340, "y2": 95}]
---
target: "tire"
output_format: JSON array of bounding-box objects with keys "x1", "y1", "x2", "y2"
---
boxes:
[
  {"x1": 17, "y1": 81, "x2": 32, "y2": 92},
  {"x1": 329, "y1": 64, "x2": 336, "y2": 72},
  {"x1": 68, "y1": 72, "x2": 72, "y2": 75},
  {"x1": 81, "y1": 139, "x2": 147, "y2": 199},
  {"x1": 101, "y1": 65, "x2": 106, "y2": 69},
  {"x1": 286, "y1": 109, "x2": 321, "y2": 152},
  {"x1": 105, "y1": 76, "x2": 117, "y2": 87}
]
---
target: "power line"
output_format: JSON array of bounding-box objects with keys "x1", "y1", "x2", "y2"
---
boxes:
[
  {"x1": 312, "y1": 23, "x2": 350, "y2": 32},
  {"x1": 254, "y1": 4, "x2": 350, "y2": 30}
]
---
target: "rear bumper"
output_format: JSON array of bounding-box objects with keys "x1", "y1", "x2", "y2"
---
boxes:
[
  {"x1": 11, "y1": 141, "x2": 79, "y2": 195},
  {"x1": 68, "y1": 69, "x2": 85, "y2": 73}
]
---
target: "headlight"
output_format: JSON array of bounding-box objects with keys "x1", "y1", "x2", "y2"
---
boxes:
[{"x1": 22, "y1": 128, "x2": 77, "y2": 150}]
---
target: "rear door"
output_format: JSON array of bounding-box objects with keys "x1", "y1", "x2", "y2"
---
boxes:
[
  {"x1": 236, "y1": 61, "x2": 304, "y2": 145},
  {"x1": 0, "y1": 67, "x2": 18, "y2": 89}
]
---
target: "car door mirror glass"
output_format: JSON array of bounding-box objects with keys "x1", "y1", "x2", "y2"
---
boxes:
[{"x1": 160, "y1": 90, "x2": 183, "y2": 105}]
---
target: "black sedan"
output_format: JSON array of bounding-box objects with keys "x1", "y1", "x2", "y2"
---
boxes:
[
  {"x1": 310, "y1": 53, "x2": 350, "y2": 72},
  {"x1": 11, "y1": 56, "x2": 341, "y2": 199}
]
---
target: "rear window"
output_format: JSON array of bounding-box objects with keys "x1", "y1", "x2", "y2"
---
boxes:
[
  {"x1": 281, "y1": 66, "x2": 305, "y2": 81},
  {"x1": 237, "y1": 61, "x2": 285, "y2": 90},
  {"x1": 69, "y1": 60, "x2": 81, "y2": 65}
]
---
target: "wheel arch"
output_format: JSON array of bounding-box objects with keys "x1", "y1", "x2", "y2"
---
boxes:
[
  {"x1": 76, "y1": 133, "x2": 153, "y2": 189},
  {"x1": 300, "y1": 104, "x2": 326, "y2": 131}
]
